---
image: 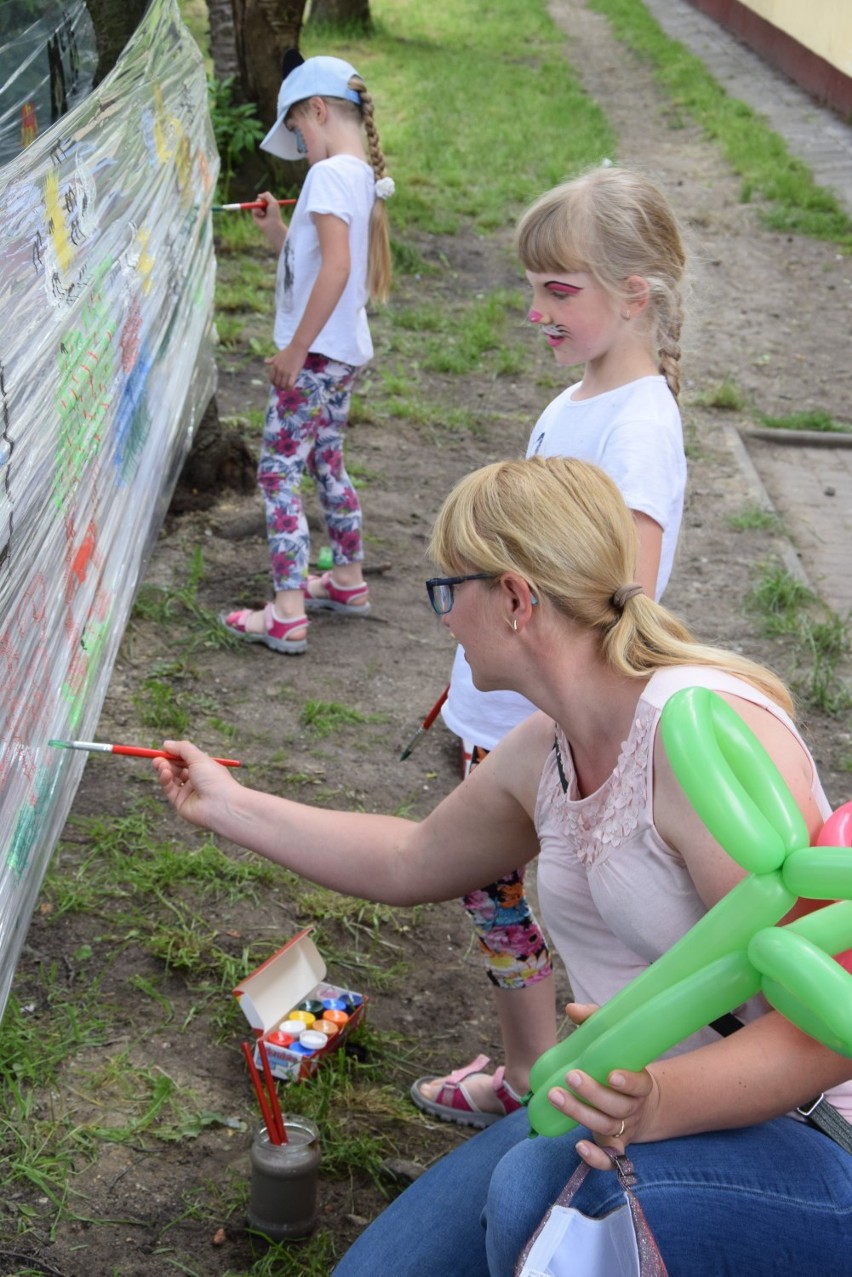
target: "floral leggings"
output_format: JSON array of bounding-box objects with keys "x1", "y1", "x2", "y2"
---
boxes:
[
  {"x1": 463, "y1": 745, "x2": 552, "y2": 990},
  {"x1": 257, "y1": 352, "x2": 363, "y2": 592}
]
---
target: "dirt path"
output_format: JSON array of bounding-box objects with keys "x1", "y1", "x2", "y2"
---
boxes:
[{"x1": 7, "y1": 7, "x2": 852, "y2": 1275}]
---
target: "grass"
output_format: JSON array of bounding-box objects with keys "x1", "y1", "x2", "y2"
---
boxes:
[
  {"x1": 748, "y1": 564, "x2": 852, "y2": 711},
  {"x1": 757, "y1": 409, "x2": 852, "y2": 434},
  {"x1": 589, "y1": 0, "x2": 852, "y2": 247}
]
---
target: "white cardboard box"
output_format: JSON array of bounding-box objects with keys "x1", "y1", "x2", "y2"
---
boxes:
[{"x1": 233, "y1": 928, "x2": 367, "y2": 1081}]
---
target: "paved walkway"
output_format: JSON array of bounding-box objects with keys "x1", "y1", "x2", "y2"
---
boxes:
[{"x1": 643, "y1": 0, "x2": 852, "y2": 616}]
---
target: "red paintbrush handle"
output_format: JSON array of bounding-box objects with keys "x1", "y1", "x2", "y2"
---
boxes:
[{"x1": 241, "y1": 1041, "x2": 280, "y2": 1142}]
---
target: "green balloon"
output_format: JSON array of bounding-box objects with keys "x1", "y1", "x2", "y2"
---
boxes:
[
  {"x1": 748, "y1": 927, "x2": 852, "y2": 1057},
  {"x1": 527, "y1": 950, "x2": 760, "y2": 1138},
  {"x1": 525, "y1": 687, "x2": 814, "y2": 1137},
  {"x1": 527, "y1": 871, "x2": 794, "y2": 1099},
  {"x1": 659, "y1": 687, "x2": 808, "y2": 873}
]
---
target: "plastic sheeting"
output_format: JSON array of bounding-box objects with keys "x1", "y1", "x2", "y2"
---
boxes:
[
  {"x1": 0, "y1": 0, "x2": 218, "y2": 1018},
  {"x1": 0, "y1": 0, "x2": 98, "y2": 167}
]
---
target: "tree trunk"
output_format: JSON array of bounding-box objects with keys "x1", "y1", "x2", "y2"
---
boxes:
[
  {"x1": 207, "y1": 0, "x2": 240, "y2": 84},
  {"x1": 83, "y1": 0, "x2": 149, "y2": 86},
  {"x1": 171, "y1": 396, "x2": 257, "y2": 513},
  {"x1": 308, "y1": 0, "x2": 371, "y2": 29},
  {"x1": 231, "y1": 0, "x2": 307, "y2": 129}
]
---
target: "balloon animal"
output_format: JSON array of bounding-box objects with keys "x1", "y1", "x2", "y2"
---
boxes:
[{"x1": 525, "y1": 686, "x2": 852, "y2": 1138}]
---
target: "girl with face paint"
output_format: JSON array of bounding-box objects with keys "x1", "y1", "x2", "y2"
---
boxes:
[
  {"x1": 413, "y1": 165, "x2": 689, "y2": 1129},
  {"x1": 222, "y1": 55, "x2": 394, "y2": 655}
]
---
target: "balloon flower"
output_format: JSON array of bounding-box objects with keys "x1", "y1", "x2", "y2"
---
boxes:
[{"x1": 525, "y1": 686, "x2": 852, "y2": 1138}]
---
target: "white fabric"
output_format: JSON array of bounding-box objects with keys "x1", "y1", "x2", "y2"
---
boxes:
[
  {"x1": 533, "y1": 664, "x2": 852, "y2": 1120},
  {"x1": 273, "y1": 154, "x2": 374, "y2": 366},
  {"x1": 517, "y1": 1200, "x2": 640, "y2": 1277},
  {"x1": 442, "y1": 377, "x2": 685, "y2": 749}
]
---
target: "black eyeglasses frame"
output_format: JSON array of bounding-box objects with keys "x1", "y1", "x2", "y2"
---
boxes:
[{"x1": 425, "y1": 573, "x2": 495, "y2": 616}]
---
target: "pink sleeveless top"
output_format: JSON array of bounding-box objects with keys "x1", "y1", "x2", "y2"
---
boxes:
[{"x1": 534, "y1": 665, "x2": 852, "y2": 1119}]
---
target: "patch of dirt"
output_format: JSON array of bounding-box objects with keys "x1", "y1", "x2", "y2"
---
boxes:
[{"x1": 5, "y1": 4, "x2": 852, "y2": 1274}]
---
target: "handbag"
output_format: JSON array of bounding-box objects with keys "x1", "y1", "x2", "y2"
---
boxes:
[{"x1": 514, "y1": 1148, "x2": 668, "y2": 1277}]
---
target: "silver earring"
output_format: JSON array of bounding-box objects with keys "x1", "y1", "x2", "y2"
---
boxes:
[{"x1": 505, "y1": 617, "x2": 517, "y2": 631}]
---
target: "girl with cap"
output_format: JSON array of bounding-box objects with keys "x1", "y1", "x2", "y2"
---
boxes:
[
  {"x1": 223, "y1": 54, "x2": 393, "y2": 655},
  {"x1": 154, "y1": 456, "x2": 851, "y2": 1276},
  {"x1": 415, "y1": 165, "x2": 688, "y2": 1127}
]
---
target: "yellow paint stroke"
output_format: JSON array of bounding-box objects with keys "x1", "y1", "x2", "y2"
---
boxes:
[
  {"x1": 43, "y1": 170, "x2": 73, "y2": 277},
  {"x1": 136, "y1": 226, "x2": 155, "y2": 295}
]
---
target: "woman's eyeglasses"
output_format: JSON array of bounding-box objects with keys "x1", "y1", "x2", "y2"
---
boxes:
[{"x1": 425, "y1": 574, "x2": 494, "y2": 616}]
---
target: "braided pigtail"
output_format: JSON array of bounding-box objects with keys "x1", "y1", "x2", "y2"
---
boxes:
[
  {"x1": 350, "y1": 74, "x2": 392, "y2": 304},
  {"x1": 655, "y1": 285, "x2": 683, "y2": 402}
]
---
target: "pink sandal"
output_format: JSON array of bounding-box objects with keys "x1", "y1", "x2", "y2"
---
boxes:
[
  {"x1": 302, "y1": 571, "x2": 370, "y2": 616},
  {"x1": 410, "y1": 1054, "x2": 524, "y2": 1129},
  {"x1": 220, "y1": 603, "x2": 308, "y2": 655}
]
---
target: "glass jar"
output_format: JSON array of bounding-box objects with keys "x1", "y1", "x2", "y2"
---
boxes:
[{"x1": 247, "y1": 1117, "x2": 321, "y2": 1241}]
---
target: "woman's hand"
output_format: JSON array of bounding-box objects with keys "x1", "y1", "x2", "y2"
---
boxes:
[
  {"x1": 152, "y1": 740, "x2": 241, "y2": 830},
  {"x1": 547, "y1": 1001, "x2": 661, "y2": 1170}
]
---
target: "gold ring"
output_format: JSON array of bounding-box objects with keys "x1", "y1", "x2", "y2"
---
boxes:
[{"x1": 614, "y1": 1118, "x2": 626, "y2": 1139}]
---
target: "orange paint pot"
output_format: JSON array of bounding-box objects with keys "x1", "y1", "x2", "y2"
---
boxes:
[
  {"x1": 312, "y1": 1019, "x2": 340, "y2": 1039},
  {"x1": 322, "y1": 1008, "x2": 349, "y2": 1027}
]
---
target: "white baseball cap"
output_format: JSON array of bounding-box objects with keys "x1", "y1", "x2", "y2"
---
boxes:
[{"x1": 261, "y1": 56, "x2": 363, "y2": 160}]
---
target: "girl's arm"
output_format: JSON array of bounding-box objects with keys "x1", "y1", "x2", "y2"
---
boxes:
[
  {"x1": 631, "y1": 510, "x2": 662, "y2": 598},
  {"x1": 252, "y1": 191, "x2": 287, "y2": 254},
  {"x1": 153, "y1": 715, "x2": 549, "y2": 905},
  {"x1": 267, "y1": 213, "x2": 350, "y2": 389}
]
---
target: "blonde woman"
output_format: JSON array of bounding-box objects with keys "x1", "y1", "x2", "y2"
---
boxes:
[{"x1": 155, "y1": 458, "x2": 852, "y2": 1276}]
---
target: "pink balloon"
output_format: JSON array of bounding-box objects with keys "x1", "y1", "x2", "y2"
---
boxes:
[{"x1": 816, "y1": 802, "x2": 852, "y2": 848}]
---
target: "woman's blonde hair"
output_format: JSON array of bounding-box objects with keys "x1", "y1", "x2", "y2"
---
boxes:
[
  {"x1": 515, "y1": 166, "x2": 686, "y2": 399},
  {"x1": 429, "y1": 455, "x2": 792, "y2": 712},
  {"x1": 291, "y1": 74, "x2": 392, "y2": 305}
]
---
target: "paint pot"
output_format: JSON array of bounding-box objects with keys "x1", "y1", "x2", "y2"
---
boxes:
[
  {"x1": 278, "y1": 1019, "x2": 308, "y2": 1037},
  {"x1": 288, "y1": 1009, "x2": 316, "y2": 1028},
  {"x1": 297, "y1": 998, "x2": 325, "y2": 1017},
  {"x1": 248, "y1": 1118, "x2": 321, "y2": 1241},
  {"x1": 299, "y1": 1029, "x2": 327, "y2": 1052},
  {"x1": 342, "y1": 992, "x2": 364, "y2": 1013},
  {"x1": 312, "y1": 1019, "x2": 339, "y2": 1039},
  {"x1": 322, "y1": 1008, "x2": 349, "y2": 1027},
  {"x1": 266, "y1": 1031, "x2": 294, "y2": 1048},
  {"x1": 322, "y1": 997, "x2": 348, "y2": 1012}
]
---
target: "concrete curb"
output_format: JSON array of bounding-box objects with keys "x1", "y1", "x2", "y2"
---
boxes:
[
  {"x1": 740, "y1": 427, "x2": 852, "y2": 448},
  {"x1": 723, "y1": 424, "x2": 813, "y2": 589}
]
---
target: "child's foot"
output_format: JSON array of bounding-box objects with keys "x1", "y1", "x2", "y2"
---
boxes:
[
  {"x1": 303, "y1": 571, "x2": 370, "y2": 616},
  {"x1": 410, "y1": 1055, "x2": 524, "y2": 1129},
  {"x1": 220, "y1": 604, "x2": 308, "y2": 654}
]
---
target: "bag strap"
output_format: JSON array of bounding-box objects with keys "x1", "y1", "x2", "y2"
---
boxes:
[{"x1": 602, "y1": 1150, "x2": 669, "y2": 1276}]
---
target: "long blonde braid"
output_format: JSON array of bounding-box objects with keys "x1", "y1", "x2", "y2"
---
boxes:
[{"x1": 349, "y1": 74, "x2": 392, "y2": 305}]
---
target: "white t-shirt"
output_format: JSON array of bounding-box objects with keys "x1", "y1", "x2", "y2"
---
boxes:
[
  {"x1": 441, "y1": 376, "x2": 686, "y2": 748},
  {"x1": 273, "y1": 154, "x2": 374, "y2": 367}
]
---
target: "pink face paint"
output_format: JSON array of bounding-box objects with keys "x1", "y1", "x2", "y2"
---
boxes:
[
  {"x1": 527, "y1": 309, "x2": 544, "y2": 323},
  {"x1": 546, "y1": 281, "x2": 582, "y2": 296}
]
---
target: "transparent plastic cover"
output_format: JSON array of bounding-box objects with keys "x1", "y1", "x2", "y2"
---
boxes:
[{"x1": 0, "y1": 0, "x2": 218, "y2": 1018}]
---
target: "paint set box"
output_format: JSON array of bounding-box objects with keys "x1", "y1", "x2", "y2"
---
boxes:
[{"x1": 233, "y1": 928, "x2": 367, "y2": 1082}]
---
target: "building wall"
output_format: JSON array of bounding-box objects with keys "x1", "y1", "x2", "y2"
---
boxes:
[{"x1": 687, "y1": 0, "x2": 852, "y2": 116}]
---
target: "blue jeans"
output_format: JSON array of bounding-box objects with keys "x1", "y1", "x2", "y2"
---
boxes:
[{"x1": 333, "y1": 1108, "x2": 852, "y2": 1276}]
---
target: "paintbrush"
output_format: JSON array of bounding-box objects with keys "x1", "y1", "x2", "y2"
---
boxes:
[
  {"x1": 399, "y1": 686, "x2": 450, "y2": 761},
  {"x1": 212, "y1": 198, "x2": 297, "y2": 212},
  {"x1": 48, "y1": 739, "x2": 242, "y2": 768}
]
